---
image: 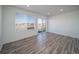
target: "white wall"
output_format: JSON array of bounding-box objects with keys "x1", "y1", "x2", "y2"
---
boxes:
[
  {"x1": 0, "y1": 6, "x2": 2, "y2": 50},
  {"x1": 2, "y1": 6, "x2": 46, "y2": 44},
  {"x1": 48, "y1": 10, "x2": 79, "y2": 38}
]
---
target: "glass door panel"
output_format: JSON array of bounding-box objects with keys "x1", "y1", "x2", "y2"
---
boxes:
[
  {"x1": 37, "y1": 18, "x2": 46, "y2": 33},
  {"x1": 42, "y1": 19, "x2": 46, "y2": 32}
]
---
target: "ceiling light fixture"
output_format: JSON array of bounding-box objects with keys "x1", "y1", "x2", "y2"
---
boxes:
[
  {"x1": 60, "y1": 9, "x2": 63, "y2": 12},
  {"x1": 48, "y1": 12, "x2": 50, "y2": 15},
  {"x1": 26, "y1": 5, "x2": 30, "y2": 7}
]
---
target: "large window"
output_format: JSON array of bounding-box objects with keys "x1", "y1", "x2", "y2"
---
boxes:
[{"x1": 16, "y1": 13, "x2": 36, "y2": 30}]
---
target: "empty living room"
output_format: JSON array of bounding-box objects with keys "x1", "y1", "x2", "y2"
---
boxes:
[{"x1": 0, "y1": 5, "x2": 79, "y2": 54}]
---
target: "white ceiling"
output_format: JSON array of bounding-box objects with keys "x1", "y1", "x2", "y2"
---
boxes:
[{"x1": 14, "y1": 5, "x2": 79, "y2": 17}]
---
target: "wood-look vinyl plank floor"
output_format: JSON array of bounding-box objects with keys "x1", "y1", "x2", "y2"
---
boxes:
[{"x1": 1, "y1": 32, "x2": 79, "y2": 54}]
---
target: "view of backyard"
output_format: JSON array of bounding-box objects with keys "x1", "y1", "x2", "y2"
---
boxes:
[{"x1": 16, "y1": 13, "x2": 46, "y2": 31}]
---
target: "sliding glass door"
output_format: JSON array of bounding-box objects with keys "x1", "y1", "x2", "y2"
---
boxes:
[{"x1": 37, "y1": 18, "x2": 47, "y2": 33}]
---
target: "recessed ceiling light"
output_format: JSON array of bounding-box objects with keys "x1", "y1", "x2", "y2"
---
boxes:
[
  {"x1": 48, "y1": 12, "x2": 50, "y2": 15},
  {"x1": 60, "y1": 9, "x2": 63, "y2": 12},
  {"x1": 26, "y1": 5, "x2": 30, "y2": 7}
]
